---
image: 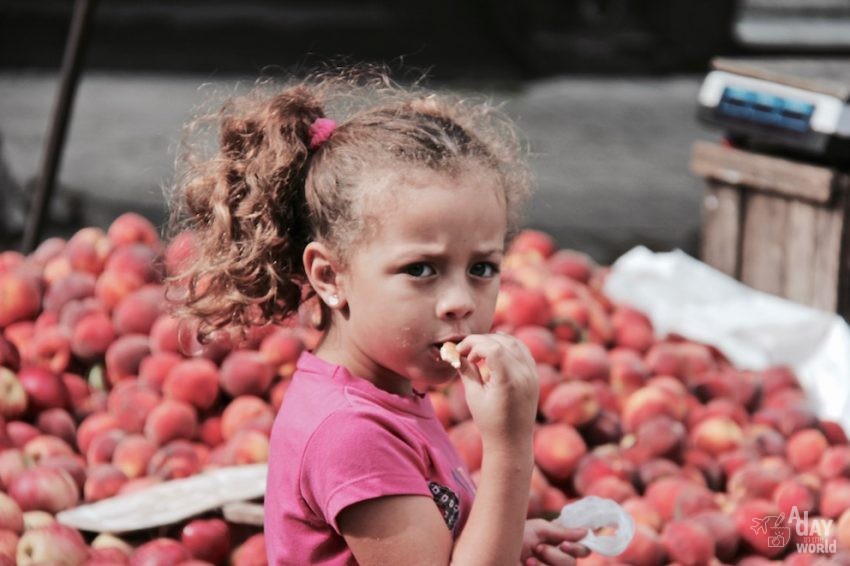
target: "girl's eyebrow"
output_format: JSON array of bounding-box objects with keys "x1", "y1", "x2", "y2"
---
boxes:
[{"x1": 393, "y1": 247, "x2": 504, "y2": 261}]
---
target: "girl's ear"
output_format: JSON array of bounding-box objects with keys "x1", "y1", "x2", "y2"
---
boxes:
[{"x1": 303, "y1": 241, "x2": 347, "y2": 309}]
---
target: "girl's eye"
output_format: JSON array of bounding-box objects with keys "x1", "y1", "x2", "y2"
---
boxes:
[
  {"x1": 471, "y1": 262, "x2": 500, "y2": 278},
  {"x1": 405, "y1": 263, "x2": 435, "y2": 278}
]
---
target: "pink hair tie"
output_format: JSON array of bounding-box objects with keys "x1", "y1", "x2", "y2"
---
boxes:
[{"x1": 308, "y1": 118, "x2": 336, "y2": 150}]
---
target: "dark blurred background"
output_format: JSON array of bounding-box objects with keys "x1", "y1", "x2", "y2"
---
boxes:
[{"x1": 2, "y1": 0, "x2": 850, "y2": 263}]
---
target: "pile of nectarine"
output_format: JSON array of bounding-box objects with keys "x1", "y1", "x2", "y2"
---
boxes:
[{"x1": 0, "y1": 218, "x2": 848, "y2": 565}]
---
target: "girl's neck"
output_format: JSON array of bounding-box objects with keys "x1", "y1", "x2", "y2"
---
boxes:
[{"x1": 313, "y1": 328, "x2": 416, "y2": 398}]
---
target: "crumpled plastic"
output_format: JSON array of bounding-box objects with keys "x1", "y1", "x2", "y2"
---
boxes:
[
  {"x1": 603, "y1": 246, "x2": 850, "y2": 434},
  {"x1": 558, "y1": 496, "x2": 636, "y2": 556}
]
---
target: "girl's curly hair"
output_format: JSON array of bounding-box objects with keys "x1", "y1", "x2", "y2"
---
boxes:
[{"x1": 163, "y1": 65, "x2": 534, "y2": 346}]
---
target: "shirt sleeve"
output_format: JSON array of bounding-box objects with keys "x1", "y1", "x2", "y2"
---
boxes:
[{"x1": 300, "y1": 410, "x2": 433, "y2": 535}]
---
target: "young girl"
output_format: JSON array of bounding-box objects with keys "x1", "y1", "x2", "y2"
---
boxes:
[{"x1": 166, "y1": 69, "x2": 590, "y2": 566}]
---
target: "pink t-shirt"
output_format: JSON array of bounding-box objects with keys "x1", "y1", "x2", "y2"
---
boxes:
[{"x1": 264, "y1": 350, "x2": 477, "y2": 565}]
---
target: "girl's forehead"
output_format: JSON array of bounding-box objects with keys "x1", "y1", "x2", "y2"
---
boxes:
[{"x1": 361, "y1": 169, "x2": 507, "y2": 252}]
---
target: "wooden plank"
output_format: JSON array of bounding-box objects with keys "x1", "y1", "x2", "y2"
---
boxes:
[
  {"x1": 56, "y1": 464, "x2": 267, "y2": 533},
  {"x1": 712, "y1": 58, "x2": 850, "y2": 101},
  {"x1": 839, "y1": 187, "x2": 850, "y2": 319},
  {"x1": 740, "y1": 192, "x2": 788, "y2": 296},
  {"x1": 812, "y1": 201, "x2": 844, "y2": 312},
  {"x1": 783, "y1": 200, "x2": 818, "y2": 305},
  {"x1": 690, "y1": 141, "x2": 837, "y2": 204},
  {"x1": 223, "y1": 501, "x2": 265, "y2": 526},
  {"x1": 700, "y1": 183, "x2": 742, "y2": 278}
]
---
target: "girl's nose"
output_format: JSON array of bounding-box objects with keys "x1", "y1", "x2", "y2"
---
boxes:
[{"x1": 437, "y1": 285, "x2": 475, "y2": 320}]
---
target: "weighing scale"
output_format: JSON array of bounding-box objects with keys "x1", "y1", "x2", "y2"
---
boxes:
[{"x1": 698, "y1": 59, "x2": 850, "y2": 164}]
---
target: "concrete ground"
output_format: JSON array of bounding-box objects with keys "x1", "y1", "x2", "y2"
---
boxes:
[
  {"x1": 0, "y1": 72, "x2": 719, "y2": 265},
  {"x1": 4, "y1": 0, "x2": 850, "y2": 264}
]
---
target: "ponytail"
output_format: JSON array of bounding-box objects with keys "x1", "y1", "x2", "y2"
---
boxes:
[{"x1": 165, "y1": 85, "x2": 325, "y2": 345}]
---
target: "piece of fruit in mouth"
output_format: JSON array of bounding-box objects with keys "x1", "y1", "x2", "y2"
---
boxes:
[{"x1": 439, "y1": 342, "x2": 461, "y2": 369}]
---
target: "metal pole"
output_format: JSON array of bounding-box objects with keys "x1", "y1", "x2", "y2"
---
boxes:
[{"x1": 22, "y1": 0, "x2": 98, "y2": 253}]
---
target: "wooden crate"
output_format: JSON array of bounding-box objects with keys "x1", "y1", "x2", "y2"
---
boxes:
[{"x1": 690, "y1": 140, "x2": 850, "y2": 316}]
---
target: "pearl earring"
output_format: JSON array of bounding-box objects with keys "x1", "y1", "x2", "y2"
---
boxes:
[{"x1": 327, "y1": 295, "x2": 340, "y2": 307}]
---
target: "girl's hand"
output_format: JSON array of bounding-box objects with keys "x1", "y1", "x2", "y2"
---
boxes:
[
  {"x1": 454, "y1": 332, "x2": 539, "y2": 447},
  {"x1": 520, "y1": 518, "x2": 591, "y2": 566}
]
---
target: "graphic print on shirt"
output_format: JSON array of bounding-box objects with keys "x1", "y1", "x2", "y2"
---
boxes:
[{"x1": 428, "y1": 481, "x2": 460, "y2": 532}]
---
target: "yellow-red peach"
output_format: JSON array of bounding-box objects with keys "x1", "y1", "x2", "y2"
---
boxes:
[
  {"x1": 258, "y1": 327, "x2": 304, "y2": 370},
  {"x1": 70, "y1": 310, "x2": 115, "y2": 361},
  {"x1": 532, "y1": 423, "x2": 587, "y2": 483},
  {"x1": 149, "y1": 314, "x2": 180, "y2": 354},
  {"x1": 502, "y1": 286, "x2": 552, "y2": 328},
  {"x1": 17, "y1": 366, "x2": 69, "y2": 412},
  {"x1": 0, "y1": 272, "x2": 41, "y2": 328},
  {"x1": 734, "y1": 499, "x2": 788, "y2": 558},
  {"x1": 690, "y1": 416, "x2": 745, "y2": 457},
  {"x1": 621, "y1": 385, "x2": 687, "y2": 433},
  {"x1": 513, "y1": 325, "x2": 560, "y2": 366},
  {"x1": 84, "y1": 463, "x2": 128, "y2": 502},
  {"x1": 107, "y1": 212, "x2": 161, "y2": 250},
  {"x1": 510, "y1": 230, "x2": 556, "y2": 259},
  {"x1": 773, "y1": 477, "x2": 818, "y2": 517},
  {"x1": 38, "y1": 454, "x2": 86, "y2": 492},
  {"x1": 199, "y1": 416, "x2": 223, "y2": 448},
  {"x1": 144, "y1": 399, "x2": 197, "y2": 446},
  {"x1": 787, "y1": 429, "x2": 829, "y2": 472},
  {"x1": 104, "y1": 334, "x2": 150, "y2": 386},
  {"x1": 138, "y1": 352, "x2": 181, "y2": 393},
  {"x1": 612, "y1": 306, "x2": 655, "y2": 354},
  {"x1": 727, "y1": 458, "x2": 794, "y2": 501},
  {"x1": 65, "y1": 226, "x2": 111, "y2": 276},
  {"x1": 0, "y1": 369, "x2": 27, "y2": 420},
  {"x1": 226, "y1": 430, "x2": 270, "y2": 466},
  {"x1": 130, "y1": 538, "x2": 193, "y2": 566},
  {"x1": 147, "y1": 440, "x2": 202, "y2": 480},
  {"x1": 635, "y1": 415, "x2": 686, "y2": 460},
  {"x1": 220, "y1": 395, "x2": 273, "y2": 441},
  {"x1": 622, "y1": 497, "x2": 663, "y2": 533},
  {"x1": 448, "y1": 420, "x2": 483, "y2": 474},
  {"x1": 111, "y1": 284, "x2": 163, "y2": 337},
  {"x1": 821, "y1": 478, "x2": 850, "y2": 519},
  {"x1": 23, "y1": 435, "x2": 75, "y2": 465},
  {"x1": 94, "y1": 269, "x2": 145, "y2": 311},
  {"x1": 542, "y1": 381, "x2": 600, "y2": 427},
  {"x1": 107, "y1": 381, "x2": 161, "y2": 434},
  {"x1": 163, "y1": 358, "x2": 219, "y2": 411},
  {"x1": 230, "y1": 533, "x2": 265, "y2": 566},
  {"x1": 76, "y1": 412, "x2": 120, "y2": 455},
  {"x1": 584, "y1": 476, "x2": 637, "y2": 503},
  {"x1": 86, "y1": 429, "x2": 126, "y2": 466},
  {"x1": 0, "y1": 493, "x2": 23, "y2": 535},
  {"x1": 6, "y1": 422, "x2": 39, "y2": 449},
  {"x1": 661, "y1": 519, "x2": 715, "y2": 566},
  {"x1": 820, "y1": 420, "x2": 848, "y2": 446},
  {"x1": 644, "y1": 477, "x2": 717, "y2": 522},
  {"x1": 219, "y1": 350, "x2": 275, "y2": 398},
  {"x1": 561, "y1": 342, "x2": 609, "y2": 381},
  {"x1": 21, "y1": 326, "x2": 71, "y2": 374},
  {"x1": 111, "y1": 434, "x2": 157, "y2": 479},
  {"x1": 8, "y1": 467, "x2": 79, "y2": 513},
  {"x1": 819, "y1": 446, "x2": 850, "y2": 480}
]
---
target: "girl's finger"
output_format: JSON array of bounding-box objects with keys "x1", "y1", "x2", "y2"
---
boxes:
[
  {"x1": 533, "y1": 522, "x2": 588, "y2": 545},
  {"x1": 533, "y1": 544, "x2": 576, "y2": 566},
  {"x1": 455, "y1": 336, "x2": 515, "y2": 382},
  {"x1": 558, "y1": 542, "x2": 591, "y2": 558}
]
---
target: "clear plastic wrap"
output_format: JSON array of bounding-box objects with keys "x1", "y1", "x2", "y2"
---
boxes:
[{"x1": 558, "y1": 496, "x2": 635, "y2": 556}]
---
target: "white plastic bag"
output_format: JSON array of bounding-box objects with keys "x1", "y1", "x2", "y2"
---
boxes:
[
  {"x1": 558, "y1": 496, "x2": 635, "y2": 556},
  {"x1": 603, "y1": 246, "x2": 850, "y2": 435}
]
